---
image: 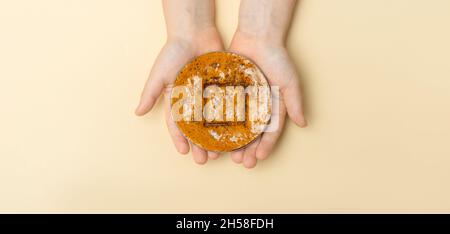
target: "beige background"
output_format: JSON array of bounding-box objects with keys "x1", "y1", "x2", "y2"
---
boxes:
[{"x1": 1, "y1": 0, "x2": 450, "y2": 213}]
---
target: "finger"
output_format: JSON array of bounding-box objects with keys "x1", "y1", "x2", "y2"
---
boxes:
[
  {"x1": 208, "y1": 151, "x2": 220, "y2": 160},
  {"x1": 256, "y1": 105, "x2": 286, "y2": 160},
  {"x1": 281, "y1": 73, "x2": 307, "y2": 128},
  {"x1": 191, "y1": 143, "x2": 208, "y2": 165},
  {"x1": 230, "y1": 149, "x2": 244, "y2": 164},
  {"x1": 136, "y1": 44, "x2": 190, "y2": 116},
  {"x1": 163, "y1": 89, "x2": 190, "y2": 154},
  {"x1": 243, "y1": 138, "x2": 260, "y2": 169}
]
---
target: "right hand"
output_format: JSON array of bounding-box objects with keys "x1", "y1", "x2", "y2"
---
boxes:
[{"x1": 135, "y1": 27, "x2": 224, "y2": 165}]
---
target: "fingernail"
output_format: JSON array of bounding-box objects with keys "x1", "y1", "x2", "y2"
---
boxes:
[
  {"x1": 299, "y1": 119, "x2": 308, "y2": 128},
  {"x1": 135, "y1": 104, "x2": 142, "y2": 116}
]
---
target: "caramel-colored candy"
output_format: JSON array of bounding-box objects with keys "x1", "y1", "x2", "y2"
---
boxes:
[{"x1": 171, "y1": 52, "x2": 271, "y2": 152}]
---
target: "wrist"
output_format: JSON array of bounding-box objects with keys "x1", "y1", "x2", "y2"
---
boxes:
[
  {"x1": 236, "y1": 0, "x2": 295, "y2": 47},
  {"x1": 163, "y1": 0, "x2": 217, "y2": 42},
  {"x1": 166, "y1": 26, "x2": 223, "y2": 52},
  {"x1": 167, "y1": 24, "x2": 217, "y2": 40},
  {"x1": 233, "y1": 28, "x2": 286, "y2": 48}
]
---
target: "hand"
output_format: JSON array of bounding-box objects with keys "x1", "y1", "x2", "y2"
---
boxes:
[
  {"x1": 135, "y1": 0, "x2": 223, "y2": 165},
  {"x1": 228, "y1": 0, "x2": 307, "y2": 169}
]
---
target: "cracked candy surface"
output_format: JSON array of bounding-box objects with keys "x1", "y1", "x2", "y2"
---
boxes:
[{"x1": 171, "y1": 52, "x2": 271, "y2": 152}]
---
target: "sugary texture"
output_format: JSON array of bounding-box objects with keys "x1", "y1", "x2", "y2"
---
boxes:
[{"x1": 171, "y1": 52, "x2": 271, "y2": 152}]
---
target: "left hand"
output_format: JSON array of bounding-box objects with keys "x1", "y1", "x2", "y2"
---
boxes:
[{"x1": 228, "y1": 31, "x2": 307, "y2": 169}]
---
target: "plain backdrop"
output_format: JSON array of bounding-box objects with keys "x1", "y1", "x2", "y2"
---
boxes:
[{"x1": 1, "y1": 0, "x2": 450, "y2": 212}]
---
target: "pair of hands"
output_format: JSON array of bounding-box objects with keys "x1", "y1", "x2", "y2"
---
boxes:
[{"x1": 135, "y1": 0, "x2": 306, "y2": 168}]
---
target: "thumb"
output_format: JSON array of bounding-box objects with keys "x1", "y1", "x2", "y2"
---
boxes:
[
  {"x1": 281, "y1": 74, "x2": 307, "y2": 127},
  {"x1": 135, "y1": 75, "x2": 164, "y2": 116},
  {"x1": 135, "y1": 44, "x2": 187, "y2": 116}
]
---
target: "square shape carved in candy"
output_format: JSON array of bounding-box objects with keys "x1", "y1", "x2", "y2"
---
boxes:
[{"x1": 171, "y1": 52, "x2": 272, "y2": 152}]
